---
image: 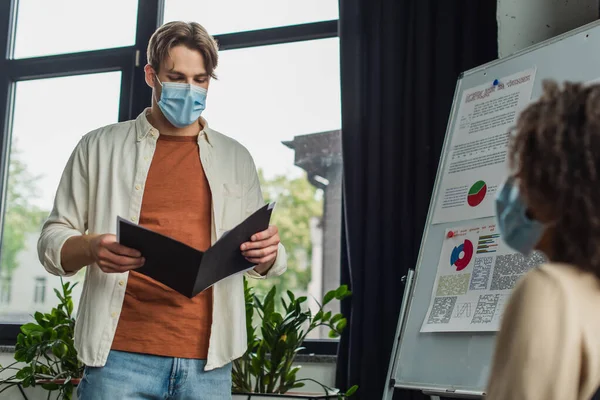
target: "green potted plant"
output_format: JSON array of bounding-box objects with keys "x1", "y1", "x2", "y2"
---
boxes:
[
  {"x1": 232, "y1": 278, "x2": 358, "y2": 399},
  {"x1": 0, "y1": 278, "x2": 83, "y2": 400}
]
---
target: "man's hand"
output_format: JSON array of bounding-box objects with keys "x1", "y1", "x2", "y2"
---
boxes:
[
  {"x1": 241, "y1": 225, "x2": 280, "y2": 272},
  {"x1": 88, "y1": 234, "x2": 145, "y2": 273}
]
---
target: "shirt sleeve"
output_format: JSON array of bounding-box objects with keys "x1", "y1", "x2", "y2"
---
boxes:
[
  {"x1": 242, "y1": 154, "x2": 287, "y2": 280},
  {"x1": 486, "y1": 268, "x2": 581, "y2": 400},
  {"x1": 37, "y1": 136, "x2": 89, "y2": 277}
]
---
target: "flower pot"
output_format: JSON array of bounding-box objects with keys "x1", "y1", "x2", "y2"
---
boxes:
[
  {"x1": 36, "y1": 378, "x2": 81, "y2": 386},
  {"x1": 232, "y1": 391, "x2": 339, "y2": 399}
]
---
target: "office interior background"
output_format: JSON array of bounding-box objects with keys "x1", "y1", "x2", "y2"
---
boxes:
[{"x1": 0, "y1": 0, "x2": 599, "y2": 399}]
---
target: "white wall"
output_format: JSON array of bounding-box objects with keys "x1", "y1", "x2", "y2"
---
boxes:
[{"x1": 498, "y1": 0, "x2": 598, "y2": 58}]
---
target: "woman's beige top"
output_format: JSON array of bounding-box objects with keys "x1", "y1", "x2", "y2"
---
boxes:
[{"x1": 486, "y1": 263, "x2": 600, "y2": 400}]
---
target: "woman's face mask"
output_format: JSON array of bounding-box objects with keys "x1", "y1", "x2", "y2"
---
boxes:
[{"x1": 495, "y1": 176, "x2": 545, "y2": 255}]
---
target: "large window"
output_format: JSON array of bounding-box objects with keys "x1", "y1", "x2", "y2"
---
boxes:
[
  {"x1": 163, "y1": 0, "x2": 338, "y2": 35},
  {"x1": 0, "y1": 0, "x2": 139, "y2": 341},
  {"x1": 201, "y1": 38, "x2": 342, "y2": 338},
  {"x1": 164, "y1": 1, "x2": 343, "y2": 342},
  {"x1": 13, "y1": 0, "x2": 139, "y2": 59},
  {"x1": 0, "y1": 1, "x2": 341, "y2": 348},
  {"x1": 0, "y1": 72, "x2": 121, "y2": 324}
]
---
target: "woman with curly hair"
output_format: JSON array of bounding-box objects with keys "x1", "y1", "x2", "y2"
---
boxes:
[{"x1": 486, "y1": 81, "x2": 600, "y2": 400}]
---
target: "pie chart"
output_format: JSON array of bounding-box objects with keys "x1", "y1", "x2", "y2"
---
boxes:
[
  {"x1": 450, "y1": 239, "x2": 474, "y2": 271},
  {"x1": 467, "y1": 180, "x2": 487, "y2": 207}
]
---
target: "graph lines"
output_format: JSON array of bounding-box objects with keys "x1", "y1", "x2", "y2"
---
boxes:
[{"x1": 477, "y1": 234, "x2": 500, "y2": 254}]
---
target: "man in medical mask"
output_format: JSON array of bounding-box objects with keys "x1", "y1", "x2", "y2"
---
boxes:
[{"x1": 37, "y1": 21, "x2": 287, "y2": 399}]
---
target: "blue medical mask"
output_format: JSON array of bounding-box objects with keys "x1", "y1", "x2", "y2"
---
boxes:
[
  {"x1": 155, "y1": 76, "x2": 207, "y2": 128},
  {"x1": 495, "y1": 176, "x2": 545, "y2": 255}
]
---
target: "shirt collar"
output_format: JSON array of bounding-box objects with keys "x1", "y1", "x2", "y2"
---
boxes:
[{"x1": 135, "y1": 108, "x2": 212, "y2": 146}]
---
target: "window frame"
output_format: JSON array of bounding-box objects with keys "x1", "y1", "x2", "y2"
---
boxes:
[{"x1": 0, "y1": 0, "x2": 340, "y2": 357}]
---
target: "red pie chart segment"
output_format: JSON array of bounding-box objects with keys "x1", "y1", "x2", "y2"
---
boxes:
[
  {"x1": 467, "y1": 180, "x2": 487, "y2": 207},
  {"x1": 450, "y1": 239, "x2": 474, "y2": 271}
]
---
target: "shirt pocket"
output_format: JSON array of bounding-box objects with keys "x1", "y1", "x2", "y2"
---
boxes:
[{"x1": 220, "y1": 183, "x2": 244, "y2": 233}]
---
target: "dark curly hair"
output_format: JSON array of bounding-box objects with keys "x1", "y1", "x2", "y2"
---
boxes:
[{"x1": 510, "y1": 80, "x2": 600, "y2": 275}]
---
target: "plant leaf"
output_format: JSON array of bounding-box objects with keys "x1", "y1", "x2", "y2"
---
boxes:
[
  {"x1": 14, "y1": 349, "x2": 27, "y2": 362},
  {"x1": 323, "y1": 290, "x2": 336, "y2": 305},
  {"x1": 330, "y1": 314, "x2": 343, "y2": 325},
  {"x1": 34, "y1": 312, "x2": 46, "y2": 326},
  {"x1": 287, "y1": 290, "x2": 295, "y2": 302},
  {"x1": 53, "y1": 289, "x2": 65, "y2": 303},
  {"x1": 20, "y1": 323, "x2": 43, "y2": 335},
  {"x1": 345, "y1": 385, "x2": 358, "y2": 396},
  {"x1": 52, "y1": 342, "x2": 68, "y2": 358},
  {"x1": 335, "y1": 285, "x2": 349, "y2": 298},
  {"x1": 286, "y1": 366, "x2": 301, "y2": 382},
  {"x1": 314, "y1": 310, "x2": 323, "y2": 321},
  {"x1": 15, "y1": 366, "x2": 32, "y2": 380}
]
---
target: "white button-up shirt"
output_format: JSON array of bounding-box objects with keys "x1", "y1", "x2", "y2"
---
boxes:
[{"x1": 37, "y1": 110, "x2": 287, "y2": 371}]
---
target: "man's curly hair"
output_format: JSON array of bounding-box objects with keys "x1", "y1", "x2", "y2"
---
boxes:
[{"x1": 510, "y1": 80, "x2": 600, "y2": 274}]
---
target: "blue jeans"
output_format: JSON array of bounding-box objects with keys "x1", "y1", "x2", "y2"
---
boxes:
[{"x1": 77, "y1": 350, "x2": 232, "y2": 400}]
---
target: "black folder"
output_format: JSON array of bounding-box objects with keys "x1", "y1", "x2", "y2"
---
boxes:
[{"x1": 117, "y1": 202, "x2": 275, "y2": 298}]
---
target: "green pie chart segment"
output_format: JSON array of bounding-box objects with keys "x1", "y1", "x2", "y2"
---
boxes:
[{"x1": 467, "y1": 180, "x2": 487, "y2": 207}]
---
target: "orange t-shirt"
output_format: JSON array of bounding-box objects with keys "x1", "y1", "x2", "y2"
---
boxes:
[{"x1": 112, "y1": 134, "x2": 213, "y2": 359}]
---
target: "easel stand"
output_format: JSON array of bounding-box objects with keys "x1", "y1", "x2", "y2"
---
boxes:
[{"x1": 382, "y1": 270, "x2": 484, "y2": 400}]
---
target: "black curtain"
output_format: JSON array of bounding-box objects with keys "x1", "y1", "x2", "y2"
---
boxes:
[{"x1": 336, "y1": 1, "x2": 498, "y2": 399}]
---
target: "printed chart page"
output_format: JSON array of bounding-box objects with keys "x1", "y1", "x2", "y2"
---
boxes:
[
  {"x1": 420, "y1": 222, "x2": 545, "y2": 333},
  {"x1": 432, "y1": 68, "x2": 536, "y2": 224}
]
